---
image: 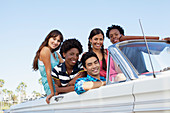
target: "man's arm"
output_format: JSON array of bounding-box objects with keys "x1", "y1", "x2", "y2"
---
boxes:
[
  {"x1": 53, "y1": 78, "x2": 75, "y2": 94},
  {"x1": 83, "y1": 81, "x2": 106, "y2": 91},
  {"x1": 74, "y1": 78, "x2": 106, "y2": 95},
  {"x1": 55, "y1": 84, "x2": 74, "y2": 94}
]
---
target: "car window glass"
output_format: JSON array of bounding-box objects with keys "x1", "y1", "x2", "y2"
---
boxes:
[
  {"x1": 108, "y1": 55, "x2": 126, "y2": 84},
  {"x1": 119, "y1": 42, "x2": 170, "y2": 76}
]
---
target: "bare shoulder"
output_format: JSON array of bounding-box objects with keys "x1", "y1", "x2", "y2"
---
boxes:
[
  {"x1": 40, "y1": 47, "x2": 51, "y2": 60},
  {"x1": 41, "y1": 47, "x2": 50, "y2": 54}
]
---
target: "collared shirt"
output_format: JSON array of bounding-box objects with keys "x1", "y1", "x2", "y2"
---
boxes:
[
  {"x1": 51, "y1": 61, "x2": 83, "y2": 86},
  {"x1": 74, "y1": 74, "x2": 106, "y2": 95}
]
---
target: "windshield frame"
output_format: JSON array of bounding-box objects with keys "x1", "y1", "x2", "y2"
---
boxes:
[
  {"x1": 117, "y1": 39, "x2": 170, "y2": 76},
  {"x1": 107, "y1": 39, "x2": 170, "y2": 82}
]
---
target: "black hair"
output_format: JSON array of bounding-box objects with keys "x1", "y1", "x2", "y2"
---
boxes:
[
  {"x1": 81, "y1": 52, "x2": 99, "y2": 68},
  {"x1": 106, "y1": 25, "x2": 125, "y2": 39},
  {"x1": 60, "y1": 38, "x2": 83, "y2": 59},
  {"x1": 88, "y1": 28, "x2": 107, "y2": 71}
]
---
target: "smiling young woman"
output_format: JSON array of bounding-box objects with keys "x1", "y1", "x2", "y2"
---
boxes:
[
  {"x1": 88, "y1": 28, "x2": 107, "y2": 78},
  {"x1": 33, "y1": 29, "x2": 64, "y2": 104}
]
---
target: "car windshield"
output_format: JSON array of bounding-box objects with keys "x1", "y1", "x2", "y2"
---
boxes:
[{"x1": 119, "y1": 41, "x2": 170, "y2": 76}]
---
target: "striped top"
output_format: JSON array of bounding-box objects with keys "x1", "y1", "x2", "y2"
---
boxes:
[{"x1": 51, "y1": 61, "x2": 83, "y2": 86}]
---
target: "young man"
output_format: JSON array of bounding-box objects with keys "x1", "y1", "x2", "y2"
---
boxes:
[
  {"x1": 51, "y1": 38, "x2": 84, "y2": 101},
  {"x1": 74, "y1": 52, "x2": 106, "y2": 95}
]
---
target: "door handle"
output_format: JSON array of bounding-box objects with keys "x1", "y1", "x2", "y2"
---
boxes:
[{"x1": 55, "y1": 96, "x2": 64, "y2": 102}]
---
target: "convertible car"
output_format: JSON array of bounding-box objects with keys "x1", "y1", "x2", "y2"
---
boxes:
[{"x1": 8, "y1": 36, "x2": 170, "y2": 113}]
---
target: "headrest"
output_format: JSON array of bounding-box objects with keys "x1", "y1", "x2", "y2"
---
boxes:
[{"x1": 120, "y1": 36, "x2": 159, "y2": 41}]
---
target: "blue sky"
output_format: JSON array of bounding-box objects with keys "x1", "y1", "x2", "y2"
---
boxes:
[{"x1": 0, "y1": 0, "x2": 170, "y2": 95}]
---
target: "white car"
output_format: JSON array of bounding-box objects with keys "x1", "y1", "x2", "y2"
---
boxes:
[{"x1": 9, "y1": 37, "x2": 170, "y2": 113}]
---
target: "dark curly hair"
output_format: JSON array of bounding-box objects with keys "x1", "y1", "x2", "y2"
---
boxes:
[
  {"x1": 60, "y1": 38, "x2": 83, "y2": 59},
  {"x1": 106, "y1": 25, "x2": 125, "y2": 39}
]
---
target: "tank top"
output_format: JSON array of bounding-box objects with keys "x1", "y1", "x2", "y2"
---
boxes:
[{"x1": 38, "y1": 52, "x2": 59, "y2": 95}]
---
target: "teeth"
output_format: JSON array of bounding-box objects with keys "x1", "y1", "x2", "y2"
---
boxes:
[
  {"x1": 93, "y1": 69, "x2": 98, "y2": 72},
  {"x1": 52, "y1": 45, "x2": 57, "y2": 47},
  {"x1": 72, "y1": 61, "x2": 76, "y2": 63}
]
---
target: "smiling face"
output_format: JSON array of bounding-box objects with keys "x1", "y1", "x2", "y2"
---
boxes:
[
  {"x1": 109, "y1": 29, "x2": 122, "y2": 44},
  {"x1": 63, "y1": 48, "x2": 79, "y2": 68},
  {"x1": 84, "y1": 56, "x2": 100, "y2": 77},
  {"x1": 48, "y1": 36, "x2": 61, "y2": 50},
  {"x1": 90, "y1": 33, "x2": 104, "y2": 50}
]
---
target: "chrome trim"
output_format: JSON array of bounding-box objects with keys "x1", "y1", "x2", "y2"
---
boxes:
[{"x1": 107, "y1": 44, "x2": 138, "y2": 81}]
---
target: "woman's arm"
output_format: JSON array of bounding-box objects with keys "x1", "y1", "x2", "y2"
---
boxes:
[
  {"x1": 40, "y1": 47, "x2": 55, "y2": 104},
  {"x1": 109, "y1": 57, "x2": 119, "y2": 80}
]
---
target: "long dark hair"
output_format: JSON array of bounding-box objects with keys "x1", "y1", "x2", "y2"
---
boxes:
[
  {"x1": 33, "y1": 30, "x2": 63, "y2": 71},
  {"x1": 88, "y1": 28, "x2": 107, "y2": 71}
]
